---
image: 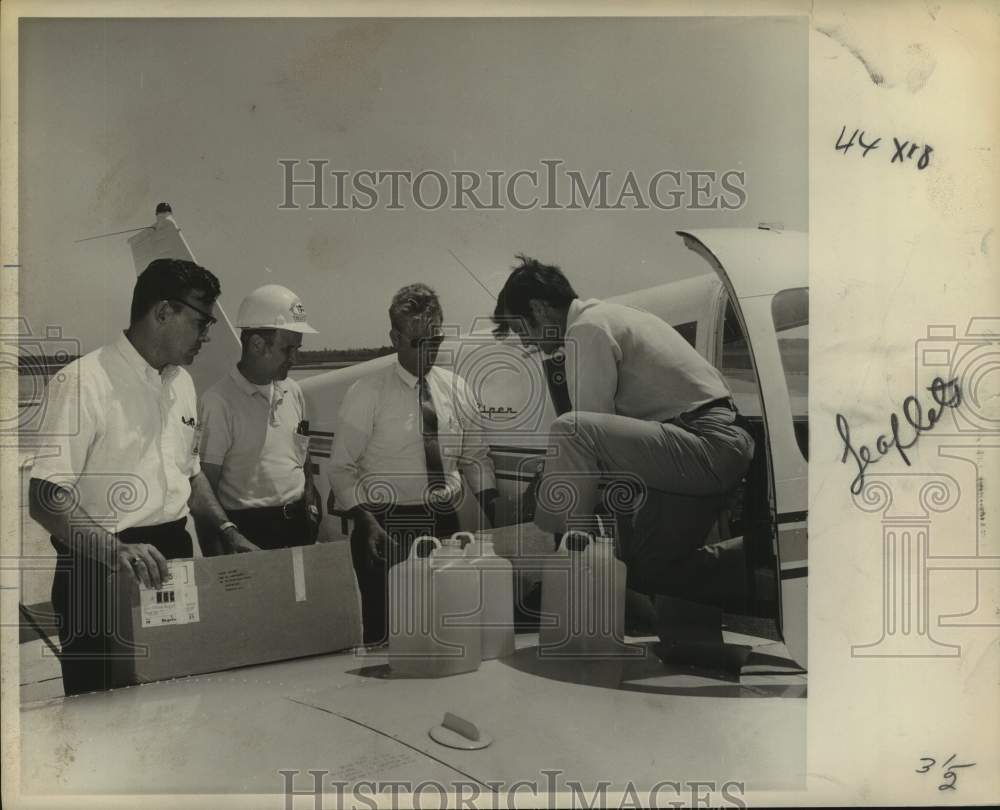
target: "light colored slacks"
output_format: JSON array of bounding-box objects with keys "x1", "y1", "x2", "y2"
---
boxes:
[{"x1": 534, "y1": 405, "x2": 755, "y2": 534}]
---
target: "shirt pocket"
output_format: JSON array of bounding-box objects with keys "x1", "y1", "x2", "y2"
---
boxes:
[
  {"x1": 175, "y1": 419, "x2": 202, "y2": 476},
  {"x1": 293, "y1": 431, "x2": 311, "y2": 467}
]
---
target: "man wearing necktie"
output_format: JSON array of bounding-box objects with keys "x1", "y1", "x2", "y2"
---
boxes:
[{"x1": 329, "y1": 283, "x2": 498, "y2": 644}]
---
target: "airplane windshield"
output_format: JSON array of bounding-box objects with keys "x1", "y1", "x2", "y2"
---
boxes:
[{"x1": 772, "y1": 287, "x2": 808, "y2": 460}]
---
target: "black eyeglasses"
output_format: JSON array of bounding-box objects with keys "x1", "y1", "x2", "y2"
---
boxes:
[{"x1": 171, "y1": 299, "x2": 218, "y2": 333}]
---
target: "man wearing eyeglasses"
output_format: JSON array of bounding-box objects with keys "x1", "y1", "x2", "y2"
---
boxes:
[
  {"x1": 329, "y1": 283, "x2": 497, "y2": 645},
  {"x1": 28, "y1": 258, "x2": 258, "y2": 695},
  {"x1": 198, "y1": 285, "x2": 321, "y2": 550}
]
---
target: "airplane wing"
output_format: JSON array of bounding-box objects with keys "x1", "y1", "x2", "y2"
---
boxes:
[
  {"x1": 127, "y1": 204, "x2": 241, "y2": 395},
  {"x1": 20, "y1": 632, "x2": 806, "y2": 794}
]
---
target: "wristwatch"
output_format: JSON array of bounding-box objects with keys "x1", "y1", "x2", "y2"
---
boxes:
[{"x1": 218, "y1": 520, "x2": 238, "y2": 536}]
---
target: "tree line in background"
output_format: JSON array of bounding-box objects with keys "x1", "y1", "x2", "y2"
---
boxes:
[
  {"x1": 296, "y1": 347, "x2": 395, "y2": 364},
  {"x1": 19, "y1": 346, "x2": 396, "y2": 372}
]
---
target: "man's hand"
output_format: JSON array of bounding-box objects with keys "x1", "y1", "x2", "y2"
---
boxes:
[
  {"x1": 352, "y1": 514, "x2": 387, "y2": 566},
  {"x1": 220, "y1": 526, "x2": 260, "y2": 554},
  {"x1": 477, "y1": 487, "x2": 499, "y2": 528},
  {"x1": 521, "y1": 469, "x2": 541, "y2": 522},
  {"x1": 117, "y1": 542, "x2": 170, "y2": 589},
  {"x1": 304, "y1": 483, "x2": 321, "y2": 542}
]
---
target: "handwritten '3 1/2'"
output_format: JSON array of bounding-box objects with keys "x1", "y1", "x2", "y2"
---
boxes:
[
  {"x1": 916, "y1": 754, "x2": 975, "y2": 791},
  {"x1": 835, "y1": 125, "x2": 933, "y2": 170}
]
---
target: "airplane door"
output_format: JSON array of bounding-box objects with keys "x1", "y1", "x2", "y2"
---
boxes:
[{"x1": 678, "y1": 229, "x2": 809, "y2": 668}]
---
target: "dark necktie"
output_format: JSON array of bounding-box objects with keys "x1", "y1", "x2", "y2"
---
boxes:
[
  {"x1": 418, "y1": 375, "x2": 446, "y2": 492},
  {"x1": 544, "y1": 352, "x2": 572, "y2": 416}
]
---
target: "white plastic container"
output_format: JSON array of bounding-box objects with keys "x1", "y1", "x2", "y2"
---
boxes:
[
  {"x1": 429, "y1": 537, "x2": 482, "y2": 675},
  {"x1": 389, "y1": 535, "x2": 482, "y2": 677},
  {"x1": 388, "y1": 535, "x2": 440, "y2": 676},
  {"x1": 539, "y1": 530, "x2": 627, "y2": 658},
  {"x1": 464, "y1": 534, "x2": 516, "y2": 660}
]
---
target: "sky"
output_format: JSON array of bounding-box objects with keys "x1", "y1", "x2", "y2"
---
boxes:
[{"x1": 18, "y1": 16, "x2": 807, "y2": 353}]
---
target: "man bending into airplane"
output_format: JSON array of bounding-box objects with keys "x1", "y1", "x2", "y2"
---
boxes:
[{"x1": 491, "y1": 255, "x2": 754, "y2": 601}]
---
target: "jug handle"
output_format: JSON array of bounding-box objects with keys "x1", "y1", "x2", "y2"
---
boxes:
[
  {"x1": 450, "y1": 531, "x2": 476, "y2": 549},
  {"x1": 408, "y1": 535, "x2": 442, "y2": 560},
  {"x1": 557, "y1": 530, "x2": 593, "y2": 553}
]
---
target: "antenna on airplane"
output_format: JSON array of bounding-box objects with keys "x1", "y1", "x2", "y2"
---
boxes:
[
  {"x1": 447, "y1": 248, "x2": 497, "y2": 300},
  {"x1": 73, "y1": 224, "x2": 154, "y2": 243},
  {"x1": 73, "y1": 203, "x2": 174, "y2": 244}
]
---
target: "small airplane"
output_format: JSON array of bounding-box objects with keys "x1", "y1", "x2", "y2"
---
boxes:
[
  {"x1": 15, "y1": 204, "x2": 810, "y2": 797},
  {"x1": 126, "y1": 204, "x2": 809, "y2": 669}
]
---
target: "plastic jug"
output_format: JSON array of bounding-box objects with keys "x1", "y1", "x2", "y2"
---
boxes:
[
  {"x1": 538, "y1": 529, "x2": 628, "y2": 658},
  {"x1": 428, "y1": 536, "x2": 482, "y2": 675},
  {"x1": 388, "y1": 535, "x2": 440, "y2": 675},
  {"x1": 464, "y1": 534, "x2": 516, "y2": 660}
]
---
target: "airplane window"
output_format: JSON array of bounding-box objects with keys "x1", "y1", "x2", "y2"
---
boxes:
[
  {"x1": 772, "y1": 288, "x2": 808, "y2": 460},
  {"x1": 720, "y1": 301, "x2": 761, "y2": 420},
  {"x1": 673, "y1": 320, "x2": 698, "y2": 348}
]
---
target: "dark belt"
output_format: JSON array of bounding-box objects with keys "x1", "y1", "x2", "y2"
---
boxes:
[
  {"x1": 49, "y1": 516, "x2": 190, "y2": 555},
  {"x1": 230, "y1": 499, "x2": 307, "y2": 521},
  {"x1": 118, "y1": 516, "x2": 189, "y2": 543},
  {"x1": 668, "y1": 396, "x2": 736, "y2": 423}
]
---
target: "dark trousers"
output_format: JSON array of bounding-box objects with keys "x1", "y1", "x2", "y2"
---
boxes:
[
  {"x1": 50, "y1": 517, "x2": 192, "y2": 696},
  {"x1": 349, "y1": 504, "x2": 460, "y2": 645},
  {"x1": 227, "y1": 499, "x2": 316, "y2": 550}
]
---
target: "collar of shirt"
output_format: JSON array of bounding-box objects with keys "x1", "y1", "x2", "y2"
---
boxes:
[
  {"x1": 394, "y1": 359, "x2": 426, "y2": 390},
  {"x1": 114, "y1": 331, "x2": 178, "y2": 387},
  {"x1": 230, "y1": 366, "x2": 287, "y2": 401},
  {"x1": 565, "y1": 298, "x2": 603, "y2": 333}
]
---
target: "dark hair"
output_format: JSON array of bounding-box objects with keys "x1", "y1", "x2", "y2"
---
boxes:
[
  {"x1": 491, "y1": 254, "x2": 577, "y2": 337},
  {"x1": 389, "y1": 283, "x2": 443, "y2": 332},
  {"x1": 240, "y1": 329, "x2": 277, "y2": 351},
  {"x1": 130, "y1": 258, "x2": 221, "y2": 325}
]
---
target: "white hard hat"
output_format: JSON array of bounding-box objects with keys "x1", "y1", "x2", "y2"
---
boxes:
[{"x1": 235, "y1": 284, "x2": 318, "y2": 334}]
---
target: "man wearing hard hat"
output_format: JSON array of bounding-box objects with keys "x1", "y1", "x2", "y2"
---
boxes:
[{"x1": 198, "y1": 284, "x2": 321, "y2": 549}]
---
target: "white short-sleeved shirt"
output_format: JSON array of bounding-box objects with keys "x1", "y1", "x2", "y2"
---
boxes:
[
  {"x1": 563, "y1": 298, "x2": 732, "y2": 420},
  {"x1": 199, "y1": 368, "x2": 309, "y2": 510},
  {"x1": 328, "y1": 361, "x2": 496, "y2": 511},
  {"x1": 30, "y1": 332, "x2": 201, "y2": 533}
]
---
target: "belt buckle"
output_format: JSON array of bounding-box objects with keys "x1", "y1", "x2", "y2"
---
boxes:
[{"x1": 281, "y1": 502, "x2": 294, "y2": 519}]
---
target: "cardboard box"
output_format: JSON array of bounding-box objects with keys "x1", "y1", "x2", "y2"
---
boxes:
[{"x1": 109, "y1": 540, "x2": 361, "y2": 686}]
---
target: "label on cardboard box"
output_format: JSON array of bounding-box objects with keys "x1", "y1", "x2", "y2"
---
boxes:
[
  {"x1": 217, "y1": 569, "x2": 253, "y2": 591},
  {"x1": 139, "y1": 560, "x2": 200, "y2": 627}
]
